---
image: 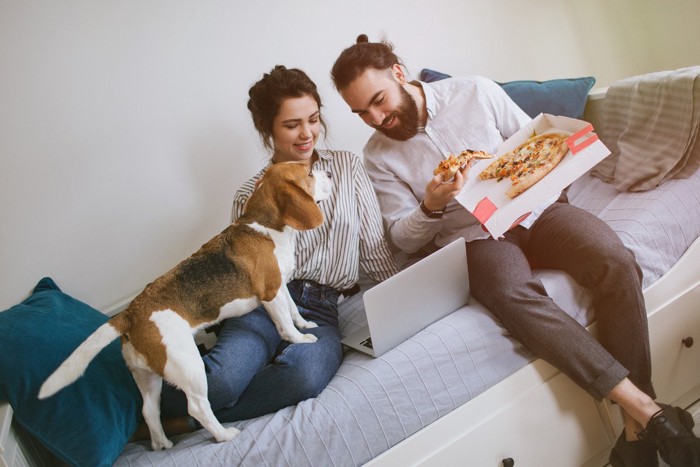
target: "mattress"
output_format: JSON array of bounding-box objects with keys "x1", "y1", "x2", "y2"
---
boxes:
[
  {"x1": 568, "y1": 170, "x2": 700, "y2": 289},
  {"x1": 115, "y1": 169, "x2": 700, "y2": 467}
]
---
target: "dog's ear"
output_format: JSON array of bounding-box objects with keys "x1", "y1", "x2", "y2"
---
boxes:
[{"x1": 280, "y1": 183, "x2": 324, "y2": 230}]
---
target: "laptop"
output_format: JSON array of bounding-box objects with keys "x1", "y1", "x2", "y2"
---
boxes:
[{"x1": 341, "y1": 238, "x2": 470, "y2": 357}]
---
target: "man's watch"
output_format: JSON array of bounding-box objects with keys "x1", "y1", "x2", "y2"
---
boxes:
[{"x1": 419, "y1": 200, "x2": 445, "y2": 219}]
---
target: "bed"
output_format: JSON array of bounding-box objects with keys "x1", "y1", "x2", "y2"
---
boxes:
[{"x1": 2, "y1": 68, "x2": 699, "y2": 467}]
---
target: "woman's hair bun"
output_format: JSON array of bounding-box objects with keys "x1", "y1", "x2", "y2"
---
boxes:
[{"x1": 356, "y1": 34, "x2": 369, "y2": 44}]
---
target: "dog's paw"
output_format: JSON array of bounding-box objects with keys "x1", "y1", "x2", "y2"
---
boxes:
[
  {"x1": 298, "y1": 333, "x2": 318, "y2": 344},
  {"x1": 215, "y1": 427, "x2": 240, "y2": 443},
  {"x1": 298, "y1": 320, "x2": 318, "y2": 329},
  {"x1": 151, "y1": 437, "x2": 174, "y2": 451},
  {"x1": 282, "y1": 330, "x2": 318, "y2": 344}
]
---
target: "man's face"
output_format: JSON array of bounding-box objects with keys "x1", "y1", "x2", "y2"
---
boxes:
[{"x1": 340, "y1": 67, "x2": 420, "y2": 141}]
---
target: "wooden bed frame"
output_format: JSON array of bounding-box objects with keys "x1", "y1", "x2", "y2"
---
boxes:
[{"x1": 3, "y1": 90, "x2": 700, "y2": 467}]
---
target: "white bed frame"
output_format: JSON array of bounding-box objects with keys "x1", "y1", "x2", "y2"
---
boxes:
[{"x1": 3, "y1": 91, "x2": 700, "y2": 467}]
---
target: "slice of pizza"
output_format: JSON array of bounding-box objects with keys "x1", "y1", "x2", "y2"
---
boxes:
[
  {"x1": 433, "y1": 149, "x2": 494, "y2": 180},
  {"x1": 479, "y1": 132, "x2": 569, "y2": 198},
  {"x1": 506, "y1": 133, "x2": 569, "y2": 197}
]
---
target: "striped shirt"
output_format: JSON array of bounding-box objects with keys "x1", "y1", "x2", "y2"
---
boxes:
[{"x1": 231, "y1": 149, "x2": 399, "y2": 290}]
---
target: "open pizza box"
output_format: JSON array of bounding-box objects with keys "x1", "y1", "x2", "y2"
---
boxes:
[{"x1": 456, "y1": 113, "x2": 611, "y2": 239}]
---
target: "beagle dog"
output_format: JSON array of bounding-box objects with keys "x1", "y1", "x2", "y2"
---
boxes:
[{"x1": 39, "y1": 162, "x2": 332, "y2": 451}]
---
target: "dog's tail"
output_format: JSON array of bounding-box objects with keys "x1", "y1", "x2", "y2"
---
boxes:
[{"x1": 38, "y1": 314, "x2": 128, "y2": 399}]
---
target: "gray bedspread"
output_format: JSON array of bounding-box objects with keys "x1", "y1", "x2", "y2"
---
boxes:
[{"x1": 115, "y1": 169, "x2": 700, "y2": 467}]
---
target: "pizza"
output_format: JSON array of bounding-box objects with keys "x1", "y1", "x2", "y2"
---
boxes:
[
  {"x1": 433, "y1": 149, "x2": 494, "y2": 180},
  {"x1": 479, "y1": 132, "x2": 569, "y2": 198}
]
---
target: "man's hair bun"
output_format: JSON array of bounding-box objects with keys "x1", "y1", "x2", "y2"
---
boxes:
[{"x1": 331, "y1": 33, "x2": 402, "y2": 91}]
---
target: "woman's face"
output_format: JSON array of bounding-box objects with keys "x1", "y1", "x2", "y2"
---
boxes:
[{"x1": 271, "y1": 95, "x2": 321, "y2": 163}]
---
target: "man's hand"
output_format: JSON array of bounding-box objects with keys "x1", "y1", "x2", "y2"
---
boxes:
[{"x1": 423, "y1": 161, "x2": 473, "y2": 211}]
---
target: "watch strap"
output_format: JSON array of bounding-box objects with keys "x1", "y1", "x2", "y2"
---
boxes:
[{"x1": 419, "y1": 200, "x2": 445, "y2": 218}]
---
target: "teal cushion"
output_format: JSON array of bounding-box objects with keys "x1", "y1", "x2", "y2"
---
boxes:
[
  {"x1": 419, "y1": 68, "x2": 595, "y2": 119},
  {"x1": 419, "y1": 68, "x2": 452, "y2": 83},
  {"x1": 0, "y1": 278, "x2": 141, "y2": 467}
]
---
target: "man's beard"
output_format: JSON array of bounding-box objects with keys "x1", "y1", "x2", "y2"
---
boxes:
[{"x1": 372, "y1": 85, "x2": 420, "y2": 141}]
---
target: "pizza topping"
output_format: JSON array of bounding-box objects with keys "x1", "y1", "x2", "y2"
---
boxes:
[
  {"x1": 433, "y1": 149, "x2": 494, "y2": 180},
  {"x1": 479, "y1": 132, "x2": 569, "y2": 198}
]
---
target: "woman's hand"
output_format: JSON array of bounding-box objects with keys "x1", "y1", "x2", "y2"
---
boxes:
[{"x1": 423, "y1": 160, "x2": 473, "y2": 211}]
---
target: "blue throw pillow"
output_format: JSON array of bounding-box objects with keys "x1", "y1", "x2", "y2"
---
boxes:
[
  {"x1": 419, "y1": 68, "x2": 595, "y2": 119},
  {"x1": 0, "y1": 278, "x2": 141, "y2": 467},
  {"x1": 498, "y1": 77, "x2": 596, "y2": 119},
  {"x1": 419, "y1": 68, "x2": 452, "y2": 83}
]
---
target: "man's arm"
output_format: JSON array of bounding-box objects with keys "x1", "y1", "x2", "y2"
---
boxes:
[
  {"x1": 479, "y1": 76, "x2": 531, "y2": 139},
  {"x1": 363, "y1": 153, "x2": 443, "y2": 254}
]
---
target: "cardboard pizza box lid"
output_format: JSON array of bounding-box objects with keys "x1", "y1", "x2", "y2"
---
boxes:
[{"x1": 456, "y1": 113, "x2": 611, "y2": 239}]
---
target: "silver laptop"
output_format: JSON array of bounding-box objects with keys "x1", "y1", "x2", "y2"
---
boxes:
[{"x1": 341, "y1": 238, "x2": 470, "y2": 357}]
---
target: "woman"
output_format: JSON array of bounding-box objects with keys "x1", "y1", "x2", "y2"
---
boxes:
[{"x1": 153, "y1": 65, "x2": 398, "y2": 432}]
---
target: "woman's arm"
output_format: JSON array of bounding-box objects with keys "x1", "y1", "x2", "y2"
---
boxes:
[{"x1": 352, "y1": 155, "x2": 400, "y2": 282}]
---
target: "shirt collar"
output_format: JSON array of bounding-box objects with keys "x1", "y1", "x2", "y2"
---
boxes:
[
  {"x1": 314, "y1": 148, "x2": 333, "y2": 161},
  {"x1": 265, "y1": 149, "x2": 331, "y2": 170},
  {"x1": 418, "y1": 81, "x2": 438, "y2": 122}
]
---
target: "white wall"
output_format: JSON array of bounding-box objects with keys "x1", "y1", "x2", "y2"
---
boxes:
[{"x1": 1, "y1": 0, "x2": 699, "y2": 311}]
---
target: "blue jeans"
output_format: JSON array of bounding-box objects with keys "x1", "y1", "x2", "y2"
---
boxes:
[{"x1": 160, "y1": 280, "x2": 343, "y2": 422}]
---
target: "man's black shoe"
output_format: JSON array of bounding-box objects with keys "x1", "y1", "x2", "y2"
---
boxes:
[
  {"x1": 608, "y1": 431, "x2": 658, "y2": 467},
  {"x1": 639, "y1": 405, "x2": 700, "y2": 467}
]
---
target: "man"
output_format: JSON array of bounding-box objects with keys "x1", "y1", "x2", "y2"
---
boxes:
[{"x1": 331, "y1": 34, "x2": 700, "y2": 467}]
